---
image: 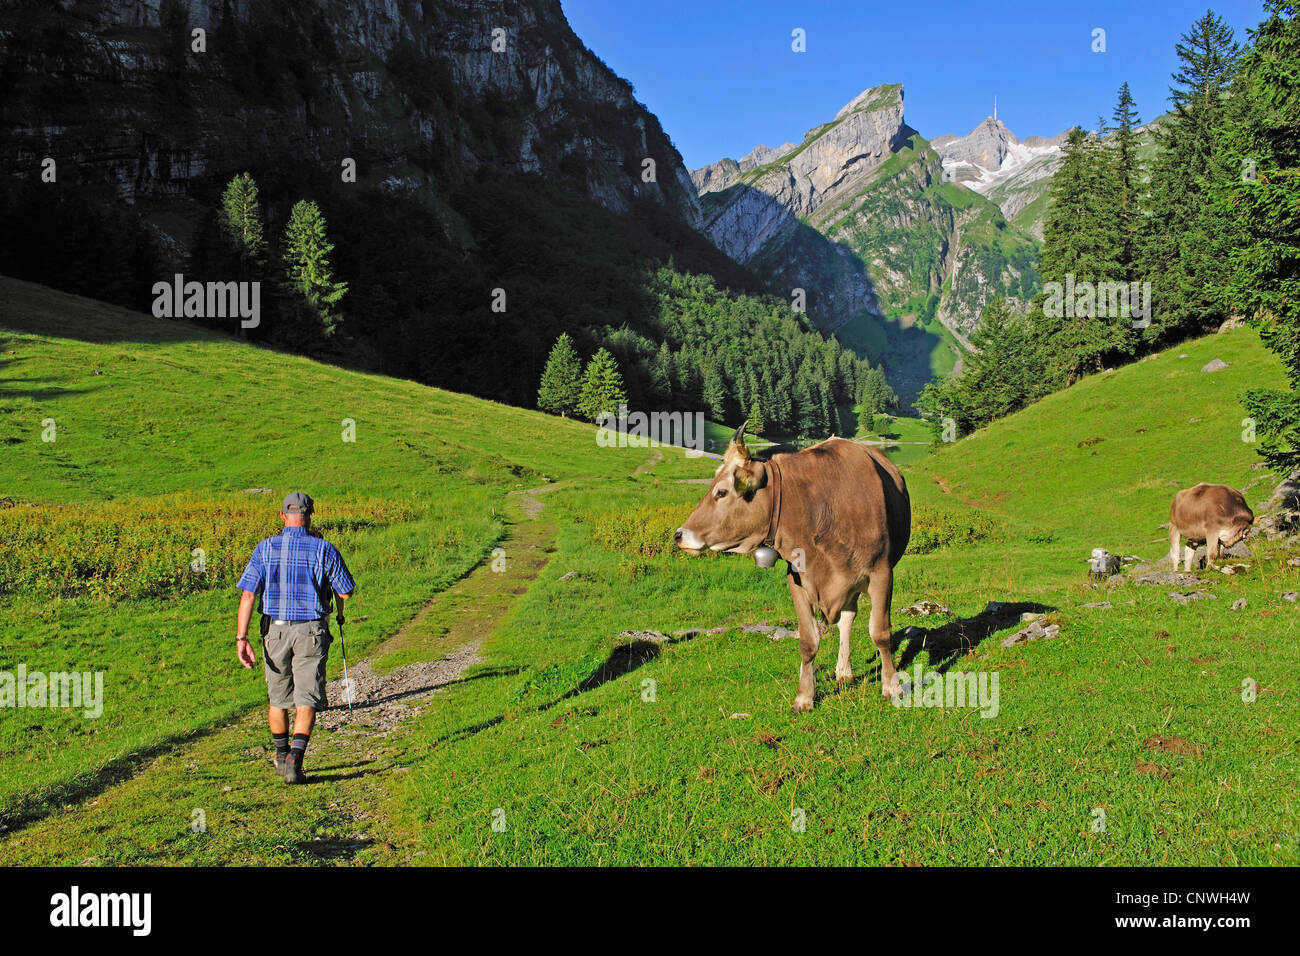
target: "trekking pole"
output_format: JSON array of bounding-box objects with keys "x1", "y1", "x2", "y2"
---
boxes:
[{"x1": 336, "y1": 607, "x2": 352, "y2": 715}]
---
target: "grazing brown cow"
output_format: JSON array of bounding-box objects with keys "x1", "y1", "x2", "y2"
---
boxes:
[
  {"x1": 1168, "y1": 483, "x2": 1254, "y2": 572},
  {"x1": 674, "y1": 424, "x2": 911, "y2": 712}
]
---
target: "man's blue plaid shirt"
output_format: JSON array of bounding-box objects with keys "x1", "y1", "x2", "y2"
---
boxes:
[{"x1": 236, "y1": 526, "x2": 356, "y2": 621}]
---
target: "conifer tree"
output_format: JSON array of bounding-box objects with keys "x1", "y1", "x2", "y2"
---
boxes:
[
  {"x1": 701, "y1": 359, "x2": 727, "y2": 421},
  {"x1": 537, "y1": 333, "x2": 582, "y2": 417},
  {"x1": 747, "y1": 397, "x2": 766, "y2": 437},
  {"x1": 1033, "y1": 126, "x2": 1130, "y2": 384},
  {"x1": 282, "y1": 199, "x2": 348, "y2": 337},
  {"x1": 1110, "y1": 82, "x2": 1144, "y2": 270},
  {"x1": 577, "y1": 348, "x2": 627, "y2": 422},
  {"x1": 220, "y1": 172, "x2": 266, "y2": 268},
  {"x1": 1140, "y1": 9, "x2": 1241, "y2": 341},
  {"x1": 1212, "y1": 1, "x2": 1300, "y2": 470}
]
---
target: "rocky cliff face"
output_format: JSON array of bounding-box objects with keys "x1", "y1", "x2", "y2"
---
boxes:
[
  {"x1": 0, "y1": 0, "x2": 701, "y2": 254},
  {"x1": 690, "y1": 84, "x2": 1040, "y2": 404}
]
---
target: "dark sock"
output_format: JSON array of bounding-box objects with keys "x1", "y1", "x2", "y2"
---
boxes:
[
  {"x1": 290, "y1": 733, "x2": 310, "y2": 763},
  {"x1": 272, "y1": 732, "x2": 290, "y2": 756}
]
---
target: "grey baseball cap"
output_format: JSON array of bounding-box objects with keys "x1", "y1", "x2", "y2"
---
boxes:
[{"x1": 282, "y1": 491, "x2": 314, "y2": 515}]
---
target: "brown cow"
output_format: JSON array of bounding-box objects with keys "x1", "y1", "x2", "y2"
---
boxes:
[
  {"x1": 674, "y1": 424, "x2": 911, "y2": 712},
  {"x1": 1168, "y1": 483, "x2": 1254, "y2": 572}
]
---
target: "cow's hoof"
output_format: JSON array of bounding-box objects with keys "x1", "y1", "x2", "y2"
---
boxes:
[
  {"x1": 835, "y1": 667, "x2": 853, "y2": 684},
  {"x1": 881, "y1": 678, "x2": 904, "y2": 701},
  {"x1": 791, "y1": 696, "x2": 814, "y2": 714}
]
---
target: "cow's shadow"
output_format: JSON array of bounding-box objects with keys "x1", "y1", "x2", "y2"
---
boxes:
[{"x1": 877, "y1": 600, "x2": 1056, "y2": 676}]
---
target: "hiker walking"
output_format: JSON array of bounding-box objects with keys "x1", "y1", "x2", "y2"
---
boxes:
[{"x1": 234, "y1": 492, "x2": 356, "y2": 784}]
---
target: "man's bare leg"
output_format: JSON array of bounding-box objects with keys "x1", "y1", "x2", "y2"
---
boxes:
[{"x1": 268, "y1": 706, "x2": 290, "y2": 734}]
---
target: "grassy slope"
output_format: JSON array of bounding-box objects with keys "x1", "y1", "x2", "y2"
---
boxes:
[
  {"x1": 0, "y1": 276, "x2": 661, "y2": 828},
  {"x1": 2, "y1": 278, "x2": 1297, "y2": 865},
  {"x1": 383, "y1": 326, "x2": 1299, "y2": 865}
]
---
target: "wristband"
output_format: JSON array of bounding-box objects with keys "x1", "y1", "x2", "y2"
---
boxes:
[{"x1": 236, "y1": 637, "x2": 250, "y2": 643}]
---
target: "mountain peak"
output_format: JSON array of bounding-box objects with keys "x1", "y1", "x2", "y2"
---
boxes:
[{"x1": 835, "y1": 83, "x2": 904, "y2": 120}]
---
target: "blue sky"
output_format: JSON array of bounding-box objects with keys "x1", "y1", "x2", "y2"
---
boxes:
[{"x1": 559, "y1": 0, "x2": 1270, "y2": 169}]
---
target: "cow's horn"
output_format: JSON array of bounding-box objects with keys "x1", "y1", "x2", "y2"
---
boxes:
[{"x1": 730, "y1": 420, "x2": 750, "y2": 445}]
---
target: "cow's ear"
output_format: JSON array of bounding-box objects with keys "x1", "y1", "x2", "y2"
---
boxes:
[{"x1": 732, "y1": 462, "x2": 767, "y2": 498}]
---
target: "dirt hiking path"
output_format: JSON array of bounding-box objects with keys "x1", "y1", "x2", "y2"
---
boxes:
[{"x1": 0, "y1": 483, "x2": 562, "y2": 865}]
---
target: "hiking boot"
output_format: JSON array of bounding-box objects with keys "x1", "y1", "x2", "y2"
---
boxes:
[
  {"x1": 283, "y1": 754, "x2": 306, "y2": 785},
  {"x1": 273, "y1": 752, "x2": 289, "y2": 778}
]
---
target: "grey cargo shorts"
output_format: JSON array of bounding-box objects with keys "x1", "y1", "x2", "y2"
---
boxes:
[{"x1": 261, "y1": 618, "x2": 332, "y2": 710}]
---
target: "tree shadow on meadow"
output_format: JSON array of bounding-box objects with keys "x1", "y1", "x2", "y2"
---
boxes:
[{"x1": 0, "y1": 355, "x2": 98, "y2": 403}]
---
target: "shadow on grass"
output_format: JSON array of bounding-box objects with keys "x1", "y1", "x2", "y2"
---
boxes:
[
  {"x1": 427, "y1": 634, "x2": 707, "y2": 747},
  {"x1": 0, "y1": 714, "x2": 239, "y2": 836},
  {"x1": 566, "y1": 640, "x2": 663, "y2": 698},
  {"x1": 893, "y1": 600, "x2": 1056, "y2": 673},
  {"x1": 294, "y1": 835, "x2": 375, "y2": 862},
  {"x1": 322, "y1": 665, "x2": 525, "y2": 714}
]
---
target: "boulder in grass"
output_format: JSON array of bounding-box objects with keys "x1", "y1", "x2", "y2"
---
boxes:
[
  {"x1": 1201, "y1": 358, "x2": 1230, "y2": 373},
  {"x1": 1168, "y1": 591, "x2": 1217, "y2": 604},
  {"x1": 618, "y1": 629, "x2": 672, "y2": 644},
  {"x1": 672, "y1": 626, "x2": 728, "y2": 638},
  {"x1": 901, "y1": 600, "x2": 952, "y2": 616},
  {"x1": 1001, "y1": 620, "x2": 1060, "y2": 647}
]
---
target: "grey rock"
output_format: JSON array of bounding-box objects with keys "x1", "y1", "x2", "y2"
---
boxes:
[
  {"x1": 1231, "y1": 598, "x2": 1248, "y2": 611},
  {"x1": 1133, "y1": 571, "x2": 1208, "y2": 588},
  {"x1": 1080, "y1": 602, "x2": 1113, "y2": 609},
  {"x1": 1168, "y1": 591, "x2": 1217, "y2": 603},
  {"x1": 1201, "y1": 359, "x2": 1230, "y2": 373},
  {"x1": 901, "y1": 600, "x2": 953, "y2": 616},
  {"x1": 1001, "y1": 620, "x2": 1060, "y2": 647},
  {"x1": 1283, "y1": 592, "x2": 1299, "y2": 603},
  {"x1": 618, "y1": 629, "x2": 672, "y2": 644},
  {"x1": 1088, "y1": 548, "x2": 1121, "y2": 575}
]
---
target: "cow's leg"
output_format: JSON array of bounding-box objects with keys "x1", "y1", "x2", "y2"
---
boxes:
[
  {"x1": 1183, "y1": 542, "x2": 1198, "y2": 572},
  {"x1": 1168, "y1": 526, "x2": 1181, "y2": 571},
  {"x1": 787, "y1": 574, "x2": 820, "y2": 713},
  {"x1": 1206, "y1": 529, "x2": 1223, "y2": 566},
  {"x1": 835, "y1": 592, "x2": 860, "y2": 684},
  {"x1": 867, "y1": 566, "x2": 901, "y2": 700}
]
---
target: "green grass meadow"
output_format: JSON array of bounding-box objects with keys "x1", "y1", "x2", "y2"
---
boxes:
[{"x1": 1, "y1": 277, "x2": 1297, "y2": 865}]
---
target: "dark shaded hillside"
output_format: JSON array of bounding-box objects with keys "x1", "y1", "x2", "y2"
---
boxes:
[{"x1": 0, "y1": 0, "x2": 834, "y2": 411}]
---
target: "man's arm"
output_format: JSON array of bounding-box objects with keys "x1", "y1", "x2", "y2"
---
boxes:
[
  {"x1": 234, "y1": 545, "x2": 264, "y2": 668},
  {"x1": 323, "y1": 543, "x2": 357, "y2": 607},
  {"x1": 236, "y1": 589, "x2": 257, "y2": 668}
]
